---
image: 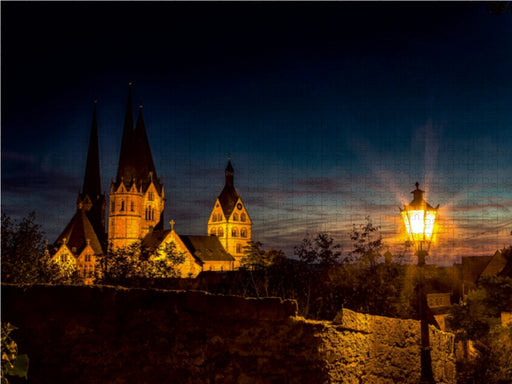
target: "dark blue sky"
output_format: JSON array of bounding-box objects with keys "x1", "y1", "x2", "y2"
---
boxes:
[{"x1": 2, "y1": 2, "x2": 512, "y2": 264}]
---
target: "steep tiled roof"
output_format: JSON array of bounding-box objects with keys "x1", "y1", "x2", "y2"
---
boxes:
[
  {"x1": 142, "y1": 230, "x2": 171, "y2": 251},
  {"x1": 55, "y1": 209, "x2": 103, "y2": 255},
  {"x1": 462, "y1": 255, "x2": 493, "y2": 285},
  {"x1": 179, "y1": 235, "x2": 234, "y2": 262}
]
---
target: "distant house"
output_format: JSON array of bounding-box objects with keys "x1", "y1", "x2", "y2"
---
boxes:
[{"x1": 426, "y1": 292, "x2": 452, "y2": 331}]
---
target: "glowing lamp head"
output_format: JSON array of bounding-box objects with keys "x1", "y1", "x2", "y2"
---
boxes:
[{"x1": 401, "y1": 182, "x2": 438, "y2": 248}]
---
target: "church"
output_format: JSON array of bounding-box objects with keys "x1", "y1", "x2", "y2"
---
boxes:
[{"x1": 51, "y1": 84, "x2": 253, "y2": 281}]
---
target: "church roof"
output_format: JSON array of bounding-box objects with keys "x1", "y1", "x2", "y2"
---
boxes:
[
  {"x1": 218, "y1": 160, "x2": 240, "y2": 218},
  {"x1": 142, "y1": 231, "x2": 234, "y2": 263},
  {"x1": 55, "y1": 209, "x2": 103, "y2": 255},
  {"x1": 179, "y1": 235, "x2": 235, "y2": 262},
  {"x1": 115, "y1": 84, "x2": 161, "y2": 193}
]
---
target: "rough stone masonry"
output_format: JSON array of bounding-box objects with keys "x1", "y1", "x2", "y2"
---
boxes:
[{"x1": 1, "y1": 284, "x2": 456, "y2": 383}]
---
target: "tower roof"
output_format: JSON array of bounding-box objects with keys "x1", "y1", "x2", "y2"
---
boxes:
[
  {"x1": 115, "y1": 85, "x2": 161, "y2": 193},
  {"x1": 218, "y1": 159, "x2": 239, "y2": 218},
  {"x1": 55, "y1": 209, "x2": 103, "y2": 255},
  {"x1": 81, "y1": 100, "x2": 102, "y2": 199}
]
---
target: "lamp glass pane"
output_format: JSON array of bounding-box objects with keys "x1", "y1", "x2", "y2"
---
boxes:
[
  {"x1": 401, "y1": 210, "x2": 411, "y2": 239},
  {"x1": 425, "y1": 210, "x2": 437, "y2": 240},
  {"x1": 408, "y1": 209, "x2": 425, "y2": 242}
]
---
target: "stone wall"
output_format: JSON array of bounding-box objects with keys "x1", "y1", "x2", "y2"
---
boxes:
[{"x1": 1, "y1": 284, "x2": 456, "y2": 383}]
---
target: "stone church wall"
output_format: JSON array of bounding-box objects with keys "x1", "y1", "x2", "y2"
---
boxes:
[{"x1": 1, "y1": 284, "x2": 455, "y2": 383}]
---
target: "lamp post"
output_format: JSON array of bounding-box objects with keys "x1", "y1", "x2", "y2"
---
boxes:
[{"x1": 400, "y1": 182, "x2": 439, "y2": 384}]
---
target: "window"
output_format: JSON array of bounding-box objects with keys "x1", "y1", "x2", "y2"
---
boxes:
[
  {"x1": 241, "y1": 228, "x2": 247, "y2": 238},
  {"x1": 233, "y1": 213, "x2": 239, "y2": 221},
  {"x1": 120, "y1": 200, "x2": 125, "y2": 211},
  {"x1": 61, "y1": 254, "x2": 67, "y2": 262},
  {"x1": 218, "y1": 228, "x2": 224, "y2": 237},
  {"x1": 85, "y1": 254, "x2": 91, "y2": 262},
  {"x1": 148, "y1": 192, "x2": 154, "y2": 201},
  {"x1": 130, "y1": 201, "x2": 135, "y2": 211},
  {"x1": 236, "y1": 244, "x2": 242, "y2": 253},
  {"x1": 212, "y1": 213, "x2": 217, "y2": 222},
  {"x1": 145, "y1": 207, "x2": 155, "y2": 221},
  {"x1": 217, "y1": 213, "x2": 223, "y2": 221},
  {"x1": 241, "y1": 213, "x2": 246, "y2": 222},
  {"x1": 232, "y1": 228, "x2": 238, "y2": 237},
  {"x1": 210, "y1": 228, "x2": 216, "y2": 236},
  {"x1": 111, "y1": 202, "x2": 115, "y2": 213}
]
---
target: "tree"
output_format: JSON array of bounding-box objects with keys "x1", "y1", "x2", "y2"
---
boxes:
[
  {"x1": 96, "y1": 241, "x2": 186, "y2": 285},
  {"x1": 240, "y1": 241, "x2": 286, "y2": 298},
  {"x1": 448, "y1": 268, "x2": 512, "y2": 383},
  {"x1": 293, "y1": 232, "x2": 343, "y2": 318},
  {"x1": 1, "y1": 212, "x2": 65, "y2": 284},
  {"x1": 344, "y1": 217, "x2": 412, "y2": 317},
  {"x1": 349, "y1": 216, "x2": 383, "y2": 268}
]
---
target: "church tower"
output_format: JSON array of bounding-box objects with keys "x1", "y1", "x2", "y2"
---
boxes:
[
  {"x1": 108, "y1": 84, "x2": 165, "y2": 249},
  {"x1": 77, "y1": 99, "x2": 106, "y2": 243},
  {"x1": 207, "y1": 159, "x2": 252, "y2": 268}
]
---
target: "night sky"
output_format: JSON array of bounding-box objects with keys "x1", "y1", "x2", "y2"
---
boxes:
[{"x1": 2, "y1": 2, "x2": 511, "y2": 265}]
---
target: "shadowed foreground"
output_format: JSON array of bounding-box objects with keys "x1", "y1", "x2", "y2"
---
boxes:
[{"x1": 2, "y1": 284, "x2": 456, "y2": 383}]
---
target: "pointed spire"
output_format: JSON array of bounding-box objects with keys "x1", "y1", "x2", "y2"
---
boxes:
[
  {"x1": 134, "y1": 103, "x2": 159, "y2": 189},
  {"x1": 82, "y1": 99, "x2": 102, "y2": 199},
  {"x1": 218, "y1": 158, "x2": 239, "y2": 217},
  {"x1": 116, "y1": 82, "x2": 135, "y2": 184},
  {"x1": 225, "y1": 158, "x2": 234, "y2": 188}
]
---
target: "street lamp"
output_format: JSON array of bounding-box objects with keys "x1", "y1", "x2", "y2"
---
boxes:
[{"x1": 400, "y1": 182, "x2": 439, "y2": 384}]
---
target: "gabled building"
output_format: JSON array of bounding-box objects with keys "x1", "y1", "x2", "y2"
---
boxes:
[{"x1": 143, "y1": 224, "x2": 235, "y2": 277}]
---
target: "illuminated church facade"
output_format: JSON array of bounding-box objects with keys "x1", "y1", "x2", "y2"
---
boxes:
[{"x1": 51, "y1": 85, "x2": 252, "y2": 281}]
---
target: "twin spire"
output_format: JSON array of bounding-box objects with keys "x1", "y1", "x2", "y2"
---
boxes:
[{"x1": 115, "y1": 83, "x2": 161, "y2": 193}]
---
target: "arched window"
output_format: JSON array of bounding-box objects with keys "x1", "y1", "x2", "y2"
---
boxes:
[
  {"x1": 210, "y1": 228, "x2": 216, "y2": 236},
  {"x1": 217, "y1": 213, "x2": 223, "y2": 221},
  {"x1": 233, "y1": 213, "x2": 239, "y2": 221},
  {"x1": 218, "y1": 227, "x2": 224, "y2": 237},
  {"x1": 232, "y1": 228, "x2": 238, "y2": 237},
  {"x1": 212, "y1": 213, "x2": 217, "y2": 222},
  {"x1": 241, "y1": 228, "x2": 247, "y2": 238},
  {"x1": 236, "y1": 243, "x2": 242, "y2": 253},
  {"x1": 241, "y1": 213, "x2": 246, "y2": 222}
]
